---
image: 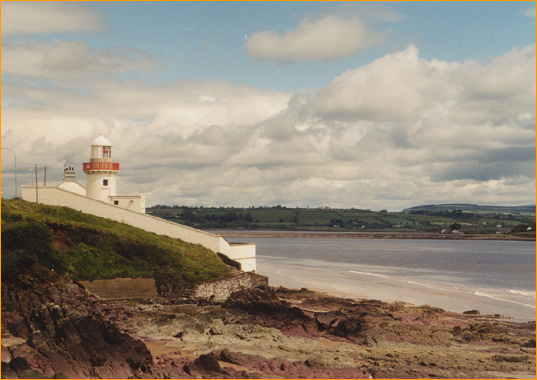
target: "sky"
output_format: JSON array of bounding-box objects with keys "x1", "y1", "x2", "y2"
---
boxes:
[{"x1": 1, "y1": 1, "x2": 535, "y2": 211}]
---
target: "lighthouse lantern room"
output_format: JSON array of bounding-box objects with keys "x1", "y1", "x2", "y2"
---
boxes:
[{"x1": 83, "y1": 133, "x2": 120, "y2": 203}]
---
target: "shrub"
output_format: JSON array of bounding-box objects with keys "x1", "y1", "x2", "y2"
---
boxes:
[{"x1": 2, "y1": 221, "x2": 69, "y2": 275}]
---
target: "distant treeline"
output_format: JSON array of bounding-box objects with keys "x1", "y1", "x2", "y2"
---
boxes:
[{"x1": 147, "y1": 205, "x2": 535, "y2": 236}]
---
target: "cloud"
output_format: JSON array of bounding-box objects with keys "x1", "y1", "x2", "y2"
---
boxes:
[
  {"x1": 245, "y1": 15, "x2": 385, "y2": 63},
  {"x1": 2, "y1": 30, "x2": 535, "y2": 209},
  {"x1": 1, "y1": 2, "x2": 103, "y2": 36},
  {"x1": 313, "y1": 45, "x2": 451, "y2": 122},
  {"x1": 430, "y1": 147, "x2": 536, "y2": 182},
  {"x1": 1, "y1": 41, "x2": 159, "y2": 80},
  {"x1": 524, "y1": 6, "x2": 536, "y2": 17},
  {"x1": 309, "y1": 45, "x2": 535, "y2": 188},
  {"x1": 1, "y1": 53, "x2": 291, "y2": 190},
  {"x1": 314, "y1": 44, "x2": 536, "y2": 125}
]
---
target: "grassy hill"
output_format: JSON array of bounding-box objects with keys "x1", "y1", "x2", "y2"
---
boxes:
[
  {"x1": 1, "y1": 199, "x2": 229, "y2": 288},
  {"x1": 147, "y1": 204, "x2": 535, "y2": 236}
]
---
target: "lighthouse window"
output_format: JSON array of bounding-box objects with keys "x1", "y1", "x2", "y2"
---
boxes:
[
  {"x1": 103, "y1": 179, "x2": 108, "y2": 186},
  {"x1": 102, "y1": 146, "x2": 111, "y2": 158}
]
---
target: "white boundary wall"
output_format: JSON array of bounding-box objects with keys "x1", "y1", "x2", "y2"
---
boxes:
[
  {"x1": 109, "y1": 195, "x2": 146, "y2": 214},
  {"x1": 21, "y1": 186, "x2": 256, "y2": 272}
]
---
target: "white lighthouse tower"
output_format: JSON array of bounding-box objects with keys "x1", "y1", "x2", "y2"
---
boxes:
[{"x1": 83, "y1": 133, "x2": 119, "y2": 203}]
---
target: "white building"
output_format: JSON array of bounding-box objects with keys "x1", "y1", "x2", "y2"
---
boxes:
[
  {"x1": 58, "y1": 166, "x2": 86, "y2": 196},
  {"x1": 82, "y1": 134, "x2": 145, "y2": 213},
  {"x1": 21, "y1": 134, "x2": 256, "y2": 272}
]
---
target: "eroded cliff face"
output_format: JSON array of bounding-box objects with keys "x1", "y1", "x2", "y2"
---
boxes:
[
  {"x1": 2, "y1": 269, "x2": 535, "y2": 379},
  {"x1": 1, "y1": 266, "x2": 161, "y2": 379}
]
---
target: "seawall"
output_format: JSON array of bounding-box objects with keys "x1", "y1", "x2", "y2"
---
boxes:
[{"x1": 78, "y1": 272, "x2": 268, "y2": 301}]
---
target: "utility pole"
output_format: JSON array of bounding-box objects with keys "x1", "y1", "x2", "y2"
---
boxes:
[
  {"x1": 44, "y1": 166, "x2": 47, "y2": 186},
  {"x1": 35, "y1": 164, "x2": 38, "y2": 203},
  {"x1": 1, "y1": 147, "x2": 18, "y2": 198}
]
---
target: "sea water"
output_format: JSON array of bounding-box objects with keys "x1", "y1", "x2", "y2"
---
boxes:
[{"x1": 229, "y1": 237, "x2": 536, "y2": 322}]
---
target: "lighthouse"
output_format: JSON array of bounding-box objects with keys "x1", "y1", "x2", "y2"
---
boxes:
[
  {"x1": 21, "y1": 133, "x2": 145, "y2": 212},
  {"x1": 83, "y1": 133, "x2": 120, "y2": 203}
]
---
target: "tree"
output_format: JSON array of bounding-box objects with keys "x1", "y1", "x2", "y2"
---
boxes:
[{"x1": 450, "y1": 223, "x2": 461, "y2": 231}]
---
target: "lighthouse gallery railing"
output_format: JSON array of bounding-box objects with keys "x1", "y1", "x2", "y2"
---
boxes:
[{"x1": 83, "y1": 162, "x2": 120, "y2": 171}]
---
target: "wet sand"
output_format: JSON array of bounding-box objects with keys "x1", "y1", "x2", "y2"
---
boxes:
[{"x1": 256, "y1": 260, "x2": 536, "y2": 322}]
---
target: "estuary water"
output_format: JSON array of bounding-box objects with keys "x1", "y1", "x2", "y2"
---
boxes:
[{"x1": 228, "y1": 236, "x2": 536, "y2": 322}]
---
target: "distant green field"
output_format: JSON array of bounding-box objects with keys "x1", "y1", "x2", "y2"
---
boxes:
[{"x1": 147, "y1": 204, "x2": 535, "y2": 236}]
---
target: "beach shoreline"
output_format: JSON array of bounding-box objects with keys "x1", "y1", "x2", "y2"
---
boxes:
[
  {"x1": 222, "y1": 234, "x2": 536, "y2": 322},
  {"x1": 256, "y1": 260, "x2": 537, "y2": 323},
  {"x1": 216, "y1": 229, "x2": 534, "y2": 241}
]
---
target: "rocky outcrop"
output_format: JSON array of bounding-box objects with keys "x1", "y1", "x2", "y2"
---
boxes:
[
  {"x1": 1, "y1": 266, "x2": 155, "y2": 379},
  {"x1": 117, "y1": 286, "x2": 535, "y2": 379},
  {"x1": 2, "y1": 269, "x2": 535, "y2": 379}
]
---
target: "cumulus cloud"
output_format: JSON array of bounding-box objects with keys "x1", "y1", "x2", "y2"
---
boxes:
[
  {"x1": 310, "y1": 45, "x2": 535, "y2": 176},
  {"x1": 2, "y1": 31, "x2": 535, "y2": 209},
  {"x1": 245, "y1": 15, "x2": 385, "y2": 63},
  {"x1": 313, "y1": 44, "x2": 535, "y2": 129},
  {"x1": 1, "y1": 2, "x2": 103, "y2": 36},
  {"x1": 313, "y1": 45, "x2": 454, "y2": 122}
]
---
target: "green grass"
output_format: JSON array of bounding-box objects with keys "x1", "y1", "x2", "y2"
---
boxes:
[{"x1": 1, "y1": 198, "x2": 229, "y2": 287}]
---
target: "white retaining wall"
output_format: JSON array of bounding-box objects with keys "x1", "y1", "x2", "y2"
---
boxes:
[
  {"x1": 227, "y1": 243, "x2": 256, "y2": 272},
  {"x1": 109, "y1": 195, "x2": 146, "y2": 214},
  {"x1": 21, "y1": 186, "x2": 256, "y2": 272}
]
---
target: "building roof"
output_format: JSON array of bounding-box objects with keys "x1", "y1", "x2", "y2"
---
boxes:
[{"x1": 91, "y1": 133, "x2": 112, "y2": 147}]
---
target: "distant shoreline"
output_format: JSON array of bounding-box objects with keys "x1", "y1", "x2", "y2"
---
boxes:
[{"x1": 213, "y1": 230, "x2": 535, "y2": 241}]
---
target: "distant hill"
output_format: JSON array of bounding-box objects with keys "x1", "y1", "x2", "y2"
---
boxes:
[{"x1": 403, "y1": 204, "x2": 536, "y2": 216}]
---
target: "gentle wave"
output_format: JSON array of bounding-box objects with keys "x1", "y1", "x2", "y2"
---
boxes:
[
  {"x1": 348, "y1": 270, "x2": 537, "y2": 309},
  {"x1": 474, "y1": 291, "x2": 536, "y2": 309},
  {"x1": 508, "y1": 289, "x2": 537, "y2": 298},
  {"x1": 347, "y1": 270, "x2": 460, "y2": 294}
]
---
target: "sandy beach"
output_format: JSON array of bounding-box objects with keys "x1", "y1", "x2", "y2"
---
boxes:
[{"x1": 257, "y1": 259, "x2": 536, "y2": 322}]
